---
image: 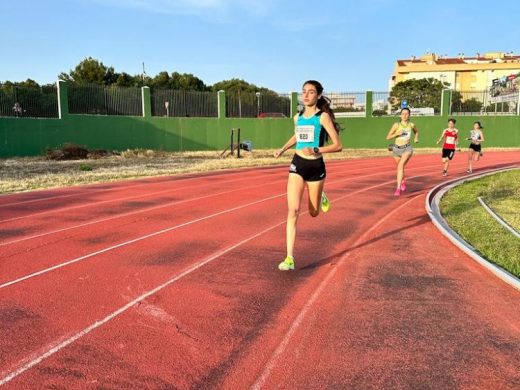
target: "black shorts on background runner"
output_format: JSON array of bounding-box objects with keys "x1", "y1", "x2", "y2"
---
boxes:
[
  {"x1": 442, "y1": 148, "x2": 455, "y2": 160},
  {"x1": 469, "y1": 143, "x2": 481, "y2": 152}
]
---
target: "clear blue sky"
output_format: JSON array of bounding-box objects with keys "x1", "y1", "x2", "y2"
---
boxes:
[{"x1": 1, "y1": 0, "x2": 518, "y2": 93}]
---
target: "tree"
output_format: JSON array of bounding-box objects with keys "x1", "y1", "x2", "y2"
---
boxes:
[
  {"x1": 170, "y1": 72, "x2": 208, "y2": 91},
  {"x1": 115, "y1": 72, "x2": 137, "y2": 87},
  {"x1": 60, "y1": 57, "x2": 114, "y2": 85},
  {"x1": 211, "y1": 78, "x2": 273, "y2": 94},
  {"x1": 151, "y1": 71, "x2": 171, "y2": 89},
  {"x1": 390, "y1": 78, "x2": 448, "y2": 113}
]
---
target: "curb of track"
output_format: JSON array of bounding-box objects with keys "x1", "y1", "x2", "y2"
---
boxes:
[{"x1": 425, "y1": 166, "x2": 520, "y2": 292}]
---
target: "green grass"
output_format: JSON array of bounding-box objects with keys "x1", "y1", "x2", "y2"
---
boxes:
[{"x1": 440, "y1": 169, "x2": 520, "y2": 278}]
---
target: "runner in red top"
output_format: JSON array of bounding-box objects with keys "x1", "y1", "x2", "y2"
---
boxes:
[{"x1": 436, "y1": 118, "x2": 459, "y2": 176}]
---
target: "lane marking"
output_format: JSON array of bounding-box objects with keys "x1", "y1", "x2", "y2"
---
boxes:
[
  {"x1": 251, "y1": 194, "x2": 422, "y2": 390},
  {"x1": 0, "y1": 180, "x2": 285, "y2": 246},
  {"x1": 0, "y1": 174, "x2": 425, "y2": 385},
  {"x1": 0, "y1": 222, "x2": 286, "y2": 386},
  {"x1": 2, "y1": 155, "x2": 513, "y2": 287},
  {"x1": 0, "y1": 162, "x2": 482, "y2": 289},
  {"x1": 0, "y1": 173, "x2": 278, "y2": 224},
  {"x1": 1, "y1": 154, "x2": 515, "y2": 383},
  {"x1": 0, "y1": 193, "x2": 283, "y2": 289},
  {"x1": 1, "y1": 158, "x2": 472, "y2": 246},
  {"x1": 0, "y1": 157, "x2": 385, "y2": 209}
]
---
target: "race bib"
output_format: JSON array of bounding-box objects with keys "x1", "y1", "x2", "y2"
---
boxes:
[
  {"x1": 446, "y1": 136, "x2": 455, "y2": 144},
  {"x1": 398, "y1": 130, "x2": 411, "y2": 141},
  {"x1": 295, "y1": 125, "x2": 315, "y2": 142}
]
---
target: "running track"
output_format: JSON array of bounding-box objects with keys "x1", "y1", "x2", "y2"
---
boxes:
[{"x1": 1, "y1": 152, "x2": 519, "y2": 389}]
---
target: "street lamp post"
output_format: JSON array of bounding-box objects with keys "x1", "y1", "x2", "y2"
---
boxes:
[{"x1": 255, "y1": 92, "x2": 261, "y2": 117}]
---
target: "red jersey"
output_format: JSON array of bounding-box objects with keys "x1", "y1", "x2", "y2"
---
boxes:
[{"x1": 443, "y1": 129, "x2": 458, "y2": 149}]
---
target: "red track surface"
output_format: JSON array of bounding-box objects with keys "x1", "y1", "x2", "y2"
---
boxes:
[{"x1": 1, "y1": 152, "x2": 519, "y2": 389}]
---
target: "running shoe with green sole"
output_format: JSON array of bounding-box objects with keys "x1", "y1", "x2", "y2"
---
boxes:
[
  {"x1": 321, "y1": 192, "x2": 330, "y2": 213},
  {"x1": 278, "y1": 256, "x2": 295, "y2": 271}
]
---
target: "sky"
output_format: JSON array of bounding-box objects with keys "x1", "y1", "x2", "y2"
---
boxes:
[{"x1": 1, "y1": 0, "x2": 519, "y2": 93}]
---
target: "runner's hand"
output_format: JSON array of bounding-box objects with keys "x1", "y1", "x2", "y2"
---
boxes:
[{"x1": 273, "y1": 149, "x2": 284, "y2": 158}]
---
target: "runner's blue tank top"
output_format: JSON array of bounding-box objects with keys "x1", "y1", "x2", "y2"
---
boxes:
[{"x1": 295, "y1": 111, "x2": 326, "y2": 150}]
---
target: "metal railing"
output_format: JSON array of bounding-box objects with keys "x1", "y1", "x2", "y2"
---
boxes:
[
  {"x1": 258, "y1": 93, "x2": 291, "y2": 118},
  {"x1": 151, "y1": 89, "x2": 218, "y2": 117},
  {"x1": 330, "y1": 92, "x2": 366, "y2": 117},
  {"x1": 451, "y1": 90, "x2": 519, "y2": 115},
  {"x1": 0, "y1": 84, "x2": 58, "y2": 118},
  {"x1": 68, "y1": 84, "x2": 143, "y2": 116},
  {"x1": 226, "y1": 91, "x2": 291, "y2": 118},
  {"x1": 372, "y1": 92, "x2": 392, "y2": 116}
]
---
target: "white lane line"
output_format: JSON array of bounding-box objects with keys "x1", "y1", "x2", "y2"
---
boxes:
[
  {"x1": 0, "y1": 168, "x2": 418, "y2": 290},
  {"x1": 0, "y1": 170, "x2": 424, "y2": 386},
  {"x1": 0, "y1": 159, "x2": 386, "y2": 224},
  {"x1": 0, "y1": 157, "x2": 382, "y2": 209},
  {"x1": 0, "y1": 177, "x2": 182, "y2": 208},
  {"x1": 0, "y1": 173, "x2": 275, "y2": 224},
  {"x1": 0, "y1": 193, "x2": 283, "y2": 290},
  {"x1": 477, "y1": 197, "x2": 520, "y2": 238},
  {"x1": 3, "y1": 151, "x2": 505, "y2": 288},
  {"x1": 251, "y1": 194, "x2": 422, "y2": 390},
  {"x1": 0, "y1": 179, "x2": 285, "y2": 247},
  {"x1": 0, "y1": 221, "x2": 286, "y2": 386},
  {"x1": 0, "y1": 164, "x2": 277, "y2": 208},
  {"x1": 0, "y1": 165, "x2": 387, "y2": 246},
  {"x1": 1, "y1": 160, "x2": 451, "y2": 247}
]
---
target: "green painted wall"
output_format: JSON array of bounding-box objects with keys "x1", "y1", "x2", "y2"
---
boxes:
[
  {"x1": 0, "y1": 116, "x2": 296, "y2": 157},
  {"x1": 1, "y1": 85, "x2": 519, "y2": 157},
  {"x1": 337, "y1": 115, "x2": 520, "y2": 149},
  {"x1": 1, "y1": 114, "x2": 519, "y2": 158}
]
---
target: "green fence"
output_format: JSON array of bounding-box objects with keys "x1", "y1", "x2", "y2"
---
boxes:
[{"x1": 1, "y1": 86, "x2": 519, "y2": 158}]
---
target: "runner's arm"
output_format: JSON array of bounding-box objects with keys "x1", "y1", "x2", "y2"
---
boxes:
[
  {"x1": 315, "y1": 112, "x2": 342, "y2": 154},
  {"x1": 412, "y1": 123, "x2": 419, "y2": 143},
  {"x1": 274, "y1": 135, "x2": 296, "y2": 158},
  {"x1": 436, "y1": 130, "x2": 445, "y2": 145},
  {"x1": 386, "y1": 123, "x2": 398, "y2": 140}
]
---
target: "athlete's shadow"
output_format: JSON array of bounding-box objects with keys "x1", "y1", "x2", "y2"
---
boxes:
[{"x1": 300, "y1": 214, "x2": 431, "y2": 270}]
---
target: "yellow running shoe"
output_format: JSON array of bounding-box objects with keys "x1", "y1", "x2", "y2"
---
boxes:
[
  {"x1": 278, "y1": 256, "x2": 295, "y2": 271},
  {"x1": 321, "y1": 192, "x2": 330, "y2": 213}
]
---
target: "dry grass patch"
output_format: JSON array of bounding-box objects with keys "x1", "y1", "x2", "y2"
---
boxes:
[{"x1": 0, "y1": 147, "x2": 515, "y2": 195}]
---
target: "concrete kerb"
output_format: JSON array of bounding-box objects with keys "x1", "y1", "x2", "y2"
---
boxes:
[
  {"x1": 425, "y1": 166, "x2": 520, "y2": 291},
  {"x1": 477, "y1": 196, "x2": 520, "y2": 239}
]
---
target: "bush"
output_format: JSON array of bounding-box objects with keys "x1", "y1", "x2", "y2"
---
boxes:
[
  {"x1": 46, "y1": 144, "x2": 117, "y2": 160},
  {"x1": 372, "y1": 109, "x2": 387, "y2": 117}
]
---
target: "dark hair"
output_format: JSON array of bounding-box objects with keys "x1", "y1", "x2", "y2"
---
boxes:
[
  {"x1": 448, "y1": 118, "x2": 456, "y2": 124},
  {"x1": 401, "y1": 107, "x2": 411, "y2": 114},
  {"x1": 302, "y1": 80, "x2": 341, "y2": 139},
  {"x1": 474, "y1": 121, "x2": 483, "y2": 129}
]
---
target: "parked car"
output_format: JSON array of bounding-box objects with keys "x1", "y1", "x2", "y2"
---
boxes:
[{"x1": 258, "y1": 112, "x2": 287, "y2": 118}]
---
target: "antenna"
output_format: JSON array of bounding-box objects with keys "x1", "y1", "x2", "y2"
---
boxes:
[{"x1": 142, "y1": 62, "x2": 147, "y2": 81}]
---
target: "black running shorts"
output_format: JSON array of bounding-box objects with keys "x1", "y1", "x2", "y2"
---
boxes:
[
  {"x1": 289, "y1": 153, "x2": 326, "y2": 182},
  {"x1": 469, "y1": 143, "x2": 481, "y2": 152},
  {"x1": 442, "y1": 148, "x2": 455, "y2": 160}
]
